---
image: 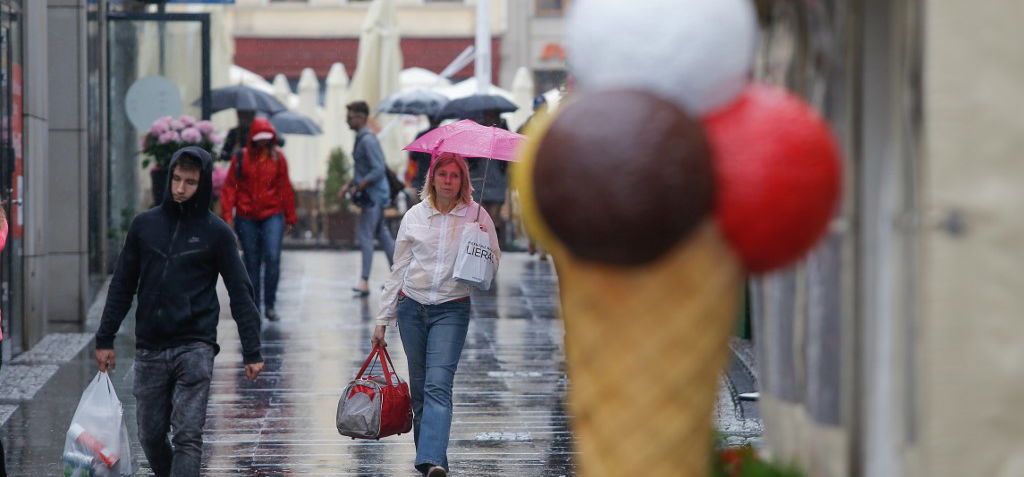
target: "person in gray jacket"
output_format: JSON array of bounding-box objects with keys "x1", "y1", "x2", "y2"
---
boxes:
[{"x1": 342, "y1": 101, "x2": 395, "y2": 296}]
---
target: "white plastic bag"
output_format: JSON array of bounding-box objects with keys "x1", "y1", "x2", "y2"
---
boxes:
[
  {"x1": 452, "y1": 222, "x2": 496, "y2": 290},
  {"x1": 62, "y1": 372, "x2": 135, "y2": 476}
]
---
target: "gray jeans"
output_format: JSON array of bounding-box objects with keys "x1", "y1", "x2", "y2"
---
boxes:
[
  {"x1": 133, "y1": 342, "x2": 215, "y2": 477},
  {"x1": 357, "y1": 202, "x2": 395, "y2": 280}
]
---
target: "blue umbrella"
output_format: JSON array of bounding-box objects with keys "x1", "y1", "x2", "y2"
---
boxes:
[
  {"x1": 200, "y1": 85, "x2": 287, "y2": 114},
  {"x1": 267, "y1": 111, "x2": 322, "y2": 135},
  {"x1": 438, "y1": 94, "x2": 518, "y2": 120},
  {"x1": 377, "y1": 89, "x2": 450, "y2": 117}
]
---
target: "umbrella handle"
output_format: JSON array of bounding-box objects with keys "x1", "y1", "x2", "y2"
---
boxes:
[{"x1": 475, "y1": 158, "x2": 490, "y2": 223}]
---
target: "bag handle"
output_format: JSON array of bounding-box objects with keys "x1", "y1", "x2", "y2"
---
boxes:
[
  {"x1": 354, "y1": 345, "x2": 400, "y2": 387},
  {"x1": 376, "y1": 345, "x2": 398, "y2": 387},
  {"x1": 354, "y1": 346, "x2": 380, "y2": 380}
]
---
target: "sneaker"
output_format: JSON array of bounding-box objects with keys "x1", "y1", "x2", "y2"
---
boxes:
[
  {"x1": 426, "y1": 466, "x2": 447, "y2": 477},
  {"x1": 265, "y1": 309, "x2": 280, "y2": 322}
]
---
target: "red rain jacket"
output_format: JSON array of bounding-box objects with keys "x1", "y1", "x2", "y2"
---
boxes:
[{"x1": 220, "y1": 118, "x2": 298, "y2": 225}]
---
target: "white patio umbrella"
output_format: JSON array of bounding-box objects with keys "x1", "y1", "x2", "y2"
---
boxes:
[
  {"x1": 348, "y1": 0, "x2": 403, "y2": 109},
  {"x1": 400, "y1": 67, "x2": 451, "y2": 92},
  {"x1": 280, "y1": 68, "x2": 323, "y2": 189},
  {"x1": 322, "y1": 63, "x2": 354, "y2": 159},
  {"x1": 272, "y1": 74, "x2": 299, "y2": 110},
  {"x1": 349, "y1": 0, "x2": 407, "y2": 172},
  {"x1": 437, "y1": 77, "x2": 515, "y2": 101},
  {"x1": 508, "y1": 67, "x2": 535, "y2": 133}
]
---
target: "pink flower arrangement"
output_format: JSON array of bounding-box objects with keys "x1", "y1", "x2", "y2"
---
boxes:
[
  {"x1": 180, "y1": 127, "x2": 202, "y2": 144},
  {"x1": 141, "y1": 115, "x2": 223, "y2": 170},
  {"x1": 211, "y1": 165, "x2": 229, "y2": 197},
  {"x1": 196, "y1": 120, "x2": 215, "y2": 135}
]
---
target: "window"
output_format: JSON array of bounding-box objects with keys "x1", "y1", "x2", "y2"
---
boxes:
[{"x1": 536, "y1": 0, "x2": 568, "y2": 16}]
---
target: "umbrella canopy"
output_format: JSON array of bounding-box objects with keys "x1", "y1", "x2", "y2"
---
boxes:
[
  {"x1": 509, "y1": 66, "x2": 535, "y2": 132},
  {"x1": 267, "y1": 110, "x2": 322, "y2": 135},
  {"x1": 378, "y1": 89, "x2": 450, "y2": 117},
  {"x1": 404, "y1": 119, "x2": 524, "y2": 162},
  {"x1": 323, "y1": 62, "x2": 354, "y2": 156},
  {"x1": 204, "y1": 85, "x2": 287, "y2": 114},
  {"x1": 438, "y1": 94, "x2": 518, "y2": 120},
  {"x1": 348, "y1": 0, "x2": 403, "y2": 110}
]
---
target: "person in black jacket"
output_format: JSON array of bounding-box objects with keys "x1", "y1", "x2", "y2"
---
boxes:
[
  {"x1": 220, "y1": 109, "x2": 284, "y2": 163},
  {"x1": 95, "y1": 146, "x2": 264, "y2": 477}
]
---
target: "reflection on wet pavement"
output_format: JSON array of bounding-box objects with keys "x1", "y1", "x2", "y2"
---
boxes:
[
  {"x1": 0, "y1": 251, "x2": 572, "y2": 476},
  {"x1": 0, "y1": 248, "x2": 768, "y2": 475},
  {"x1": 202, "y1": 250, "x2": 571, "y2": 476}
]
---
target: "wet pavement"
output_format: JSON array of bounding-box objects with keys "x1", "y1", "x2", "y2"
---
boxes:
[
  {"x1": 0, "y1": 250, "x2": 760, "y2": 476},
  {"x1": 1, "y1": 251, "x2": 574, "y2": 476}
]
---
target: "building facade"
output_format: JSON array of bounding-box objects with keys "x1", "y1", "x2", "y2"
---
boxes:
[
  {"x1": 0, "y1": 0, "x2": 96, "y2": 359},
  {"x1": 502, "y1": 0, "x2": 568, "y2": 96},
  {"x1": 220, "y1": 0, "x2": 508, "y2": 88}
]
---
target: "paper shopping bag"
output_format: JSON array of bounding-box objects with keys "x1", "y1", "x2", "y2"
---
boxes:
[{"x1": 453, "y1": 222, "x2": 496, "y2": 290}]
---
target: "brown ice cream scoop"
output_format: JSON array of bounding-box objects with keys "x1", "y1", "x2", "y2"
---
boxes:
[{"x1": 531, "y1": 89, "x2": 715, "y2": 266}]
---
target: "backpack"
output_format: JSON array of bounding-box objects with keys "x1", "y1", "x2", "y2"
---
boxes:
[{"x1": 385, "y1": 167, "x2": 404, "y2": 203}]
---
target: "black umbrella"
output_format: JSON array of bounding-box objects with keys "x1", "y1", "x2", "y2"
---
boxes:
[
  {"x1": 266, "y1": 110, "x2": 322, "y2": 135},
  {"x1": 437, "y1": 94, "x2": 518, "y2": 120},
  {"x1": 378, "y1": 89, "x2": 450, "y2": 117},
  {"x1": 198, "y1": 85, "x2": 288, "y2": 114}
]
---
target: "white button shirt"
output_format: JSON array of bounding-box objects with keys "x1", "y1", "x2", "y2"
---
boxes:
[{"x1": 376, "y1": 200, "x2": 501, "y2": 326}]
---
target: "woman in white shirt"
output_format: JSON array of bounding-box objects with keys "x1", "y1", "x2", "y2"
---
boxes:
[{"x1": 372, "y1": 152, "x2": 499, "y2": 477}]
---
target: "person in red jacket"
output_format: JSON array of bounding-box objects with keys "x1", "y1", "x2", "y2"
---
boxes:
[{"x1": 220, "y1": 118, "x2": 297, "y2": 321}]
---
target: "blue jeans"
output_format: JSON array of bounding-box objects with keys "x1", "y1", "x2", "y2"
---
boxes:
[
  {"x1": 396, "y1": 296, "x2": 471, "y2": 473},
  {"x1": 357, "y1": 203, "x2": 395, "y2": 280},
  {"x1": 235, "y1": 214, "x2": 284, "y2": 310},
  {"x1": 133, "y1": 342, "x2": 216, "y2": 477}
]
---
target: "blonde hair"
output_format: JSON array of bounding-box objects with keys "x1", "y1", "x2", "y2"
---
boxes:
[{"x1": 420, "y1": 152, "x2": 474, "y2": 207}]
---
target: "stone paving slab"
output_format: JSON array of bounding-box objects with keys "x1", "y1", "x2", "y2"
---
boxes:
[
  {"x1": 10, "y1": 332, "x2": 93, "y2": 364},
  {"x1": 0, "y1": 405, "x2": 15, "y2": 428},
  {"x1": 0, "y1": 364, "x2": 59, "y2": 402}
]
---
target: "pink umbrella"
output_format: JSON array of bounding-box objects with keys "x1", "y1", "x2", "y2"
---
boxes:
[
  {"x1": 405, "y1": 119, "x2": 525, "y2": 221},
  {"x1": 403, "y1": 119, "x2": 524, "y2": 162}
]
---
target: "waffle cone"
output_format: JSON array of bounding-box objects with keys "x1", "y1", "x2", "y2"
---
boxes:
[{"x1": 556, "y1": 223, "x2": 743, "y2": 477}]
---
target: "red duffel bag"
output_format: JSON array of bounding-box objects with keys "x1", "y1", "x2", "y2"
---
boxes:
[{"x1": 336, "y1": 345, "x2": 413, "y2": 440}]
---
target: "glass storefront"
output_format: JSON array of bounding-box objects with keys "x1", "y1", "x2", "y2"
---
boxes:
[{"x1": 0, "y1": 0, "x2": 22, "y2": 358}]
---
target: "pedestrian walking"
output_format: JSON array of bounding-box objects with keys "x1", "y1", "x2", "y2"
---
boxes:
[
  {"x1": 219, "y1": 109, "x2": 255, "y2": 162},
  {"x1": 343, "y1": 101, "x2": 395, "y2": 296},
  {"x1": 94, "y1": 147, "x2": 264, "y2": 477},
  {"x1": 220, "y1": 109, "x2": 284, "y2": 163},
  {"x1": 0, "y1": 206, "x2": 8, "y2": 477},
  {"x1": 372, "y1": 153, "x2": 500, "y2": 477},
  {"x1": 409, "y1": 116, "x2": 442, "y2": 199},
  {"x1": 220, "y1": 118, "x2": 298, "y2": 322},
  {"x1": 468, "y1": 109, "x2": 509, "y2": 248}
]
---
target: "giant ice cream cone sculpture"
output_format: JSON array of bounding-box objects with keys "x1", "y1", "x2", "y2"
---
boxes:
[
  {"x1": 523, "y1": 2, "x2": 844, "y2": 474},
  {"x1": 515, "y1": 90, "x2": 744, "y2": 476}
]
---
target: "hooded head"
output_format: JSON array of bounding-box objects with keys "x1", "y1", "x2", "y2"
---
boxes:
[
  {"x1": 246, "y1": 117, "x2": 278, "y2": 148},
  {"x1": 163, "y1": 146, "x2": 214, "y2": 217}
]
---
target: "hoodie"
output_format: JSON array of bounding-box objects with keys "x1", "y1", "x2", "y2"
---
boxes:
[
  {"x1": 96, "y1": 146, "x2": 262, "y2": 364},
  {"x1": 220, "y1": 118, "x2": 298, "y2": 224}
]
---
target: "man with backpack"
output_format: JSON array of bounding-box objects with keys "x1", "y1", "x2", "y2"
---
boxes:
[{"x1": 342, "y1": 101, "x2": 395, "y2": 296}]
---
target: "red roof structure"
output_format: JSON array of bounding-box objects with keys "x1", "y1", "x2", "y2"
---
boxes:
[{"x1": 235, "y1": 37, "x2": 502, "y2": 84}]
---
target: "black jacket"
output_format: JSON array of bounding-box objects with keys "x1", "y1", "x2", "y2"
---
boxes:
[{"x1": 96, "y1": 146, "x2": 263, "y2": 364}]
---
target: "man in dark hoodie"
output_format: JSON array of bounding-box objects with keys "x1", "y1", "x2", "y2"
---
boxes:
[{"x1": 95, "y1": 146, "x2": 264, "y2": 477}]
